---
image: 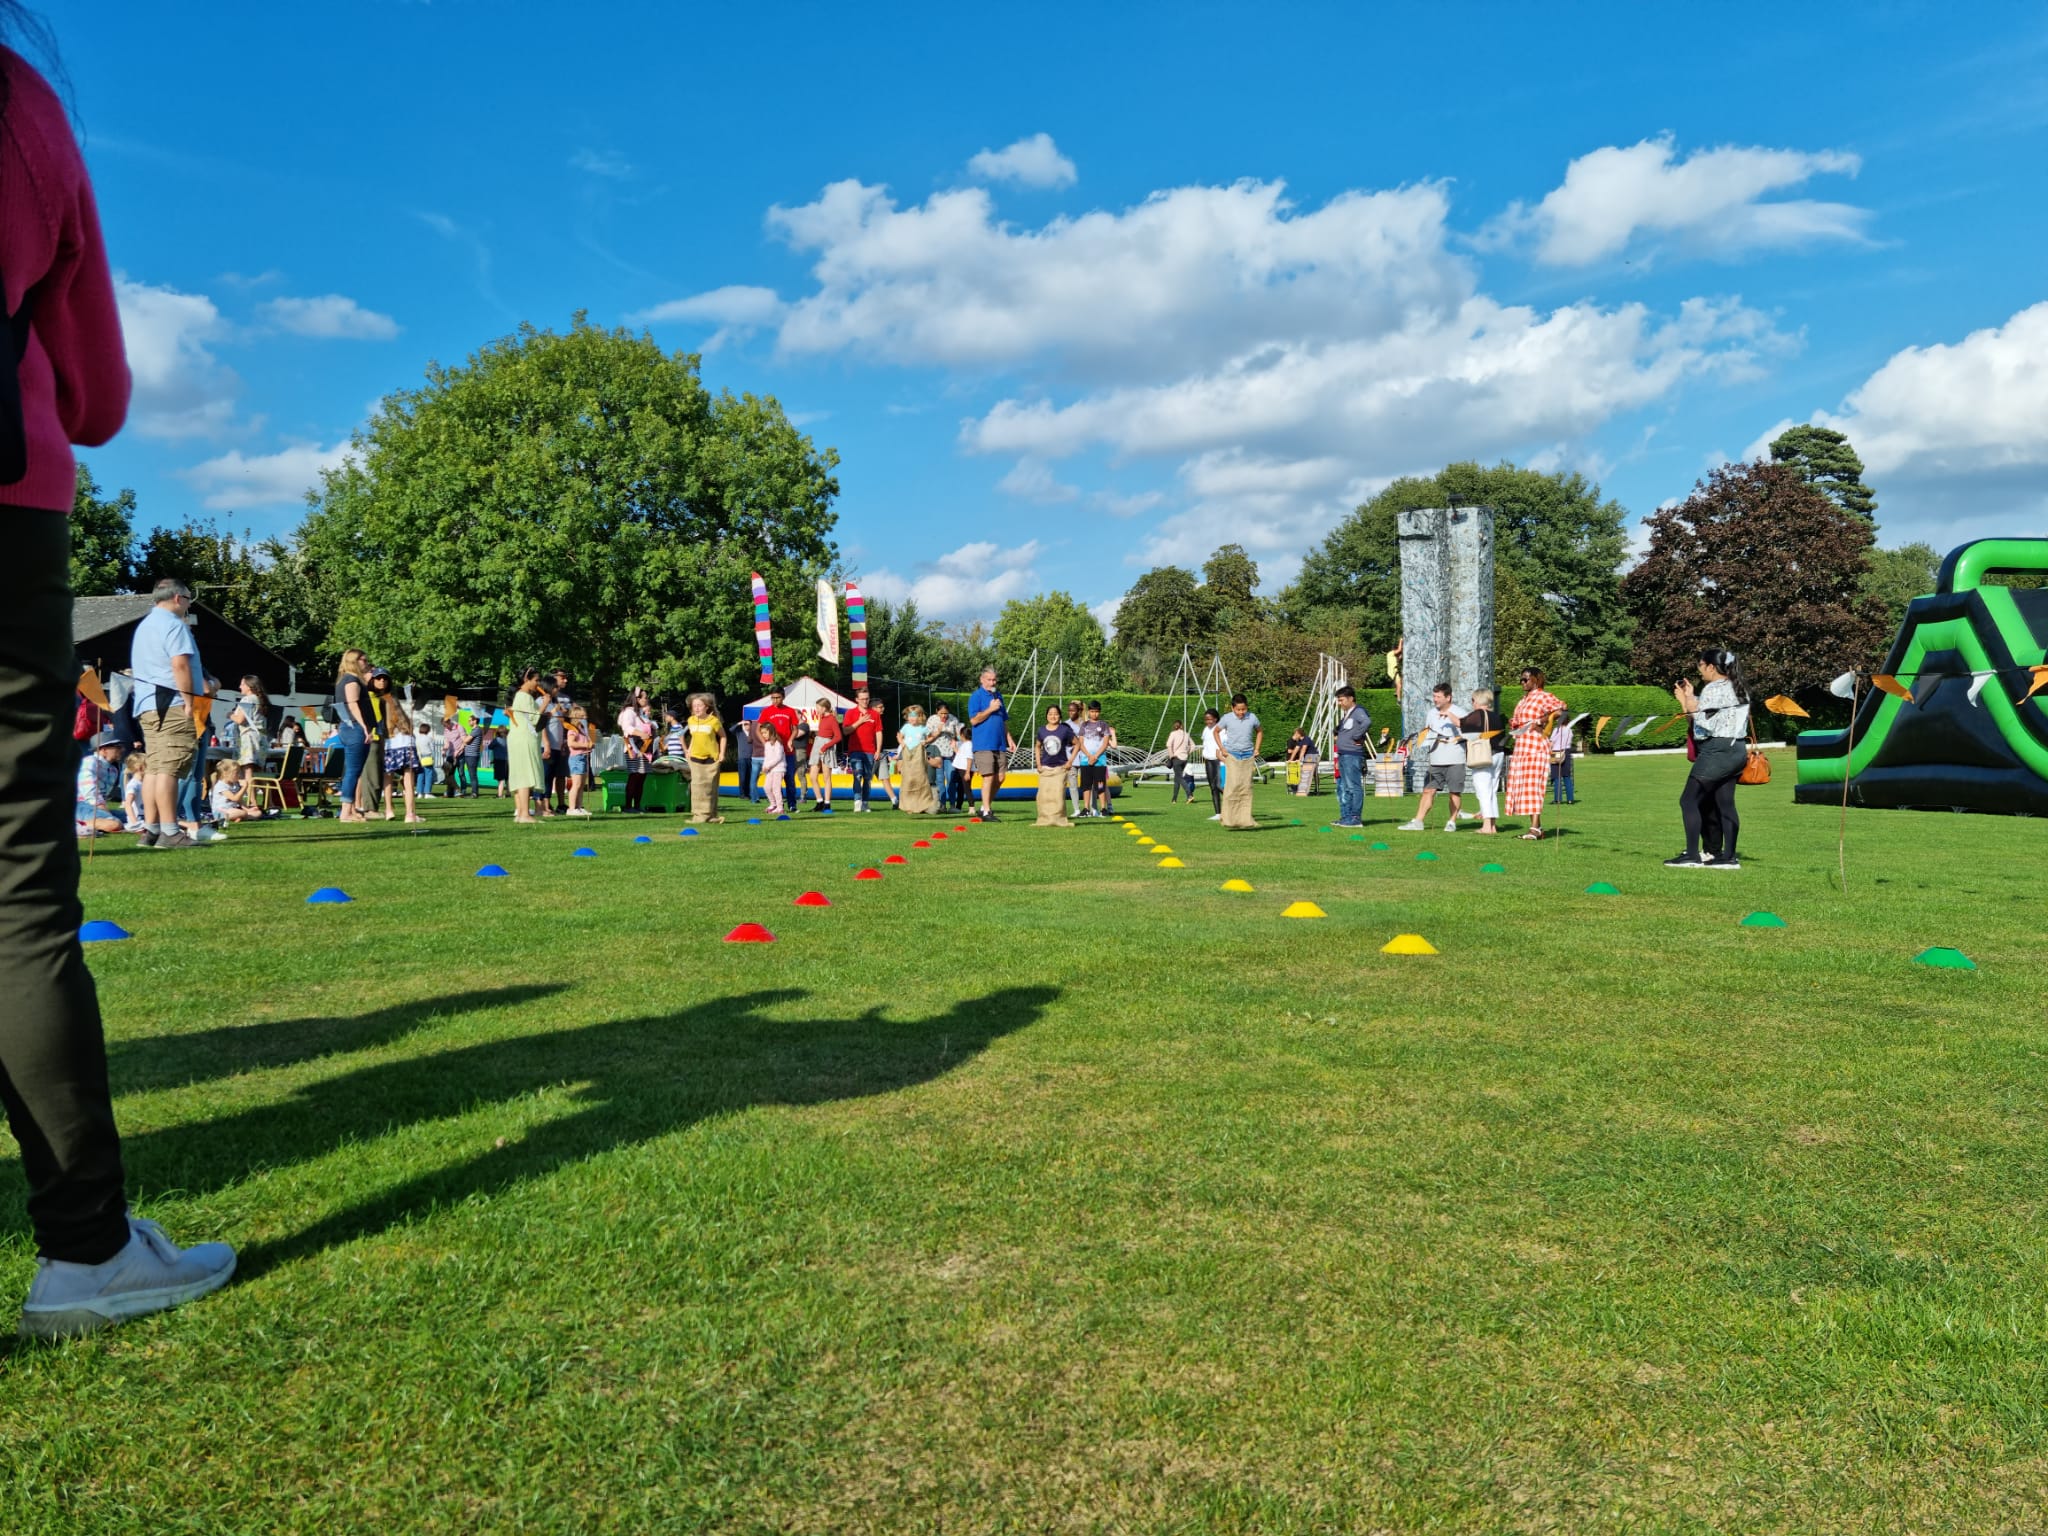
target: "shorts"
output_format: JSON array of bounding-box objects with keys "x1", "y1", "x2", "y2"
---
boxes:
[
  {"x1": 76, "y1": 802, "x2": 110, "y2": 825},
  {"x1": 1079, "y1": 763, "x2": 1108, "y2": 791},
  {"x1": 973, "y1": 749, "x2": 1004, "y2": 779},
  {"x1": 139, "y1": 706, "x2": 198, "y2": 780},
  {"x1": 384, "y1": 741, "x2": 420, "y2": 774},
  {"x1": 809, "y1": 745, "x2": 836, "y2": 771},
  {"x1": 1423, "y1": 761, "x2": 1467, "y2": 794},
  {"x1": 568, "y1": 753, "x2": 590, "y2": 776}
]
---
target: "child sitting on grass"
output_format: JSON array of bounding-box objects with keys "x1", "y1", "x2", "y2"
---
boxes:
[
  {"x1": 75, "y1": 731, "x2": 125, "y2": 837},
  {"x1": 121, "y1": 751, "x2": 148, "y2": 832},
  {"x1": 209, "y1": 762, "x2": 264, "y2": 824}
]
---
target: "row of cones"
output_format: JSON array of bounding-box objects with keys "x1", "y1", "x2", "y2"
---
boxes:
[{"x1": 725, "y1": 820, "x2": 977, "y2": 941}]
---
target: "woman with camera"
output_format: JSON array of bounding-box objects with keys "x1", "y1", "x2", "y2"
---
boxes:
[{"x1": 1665, "y1": 648, "x2": 1751, "y2": 871}]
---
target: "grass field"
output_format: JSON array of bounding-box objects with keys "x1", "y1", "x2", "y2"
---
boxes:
[{"x1": 4, "y1": 756, "x2": 2045, "y2": 1534}]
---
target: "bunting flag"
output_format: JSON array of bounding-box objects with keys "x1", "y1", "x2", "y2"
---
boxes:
[
  {"x1": 750, "y1": 572, "x2": 774, "y2": 686},
  {"x1": 1592, "y1": 715, "x2": 1612, "y2": 745},
  {"x1": 844, "y1": 581, "x2": 868, "y2": 686},
  {"x1": 1645, "y1": 713, "x2": 1688, "y2": 739},
  {"x1": 1870, "y1": 673, "x2": 1913, "y2": 701},
  {"x1": 816, "y1": 578, "x2": 841, "y2": 665},
  {"x1": 1610, "y1": 715, "x2": 1635, "y2": 742},
  {"x1": 1763, "y1": 695, "x2": 1809, "y2": 717},
  {"x1": 2026, "y1": 665, "x2": 2048, "y2": 702},
  {"x1": 76, "y1": 664, "x2": 111, "y2": 713},
  {"x1": 1829, "y1": 671, "x2": 1858, "y2": 699},
  {"x1": 1625, "y1": 716, "x2": 1656, "y2": 736}
]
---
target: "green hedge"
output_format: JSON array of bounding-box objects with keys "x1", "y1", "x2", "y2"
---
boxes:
[{"x1": 929, "y1": 685, "x2": 1728, "y2": 752}]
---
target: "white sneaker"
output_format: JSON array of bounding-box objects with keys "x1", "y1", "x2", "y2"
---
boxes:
[
  {"x1": 1208, "y1": 813, "x2": 1222, "y2": 821},
  {"x1": 20, "y1": 1217, "x2": 236, "y2": 1340},
  {"x1": 566, "y1": 808, "x2": 592, "y2": 818},
  {"x1": 193, "y1": 826, "x2": 228, "y2": 844},
  {"x1": 1443, "y1": 818, "x2": 1458, "y2": 832},
  {"x1": 1398, "y1": 819, "x2": 1426, "y2": 831}
]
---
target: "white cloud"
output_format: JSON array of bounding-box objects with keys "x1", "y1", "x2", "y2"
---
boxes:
[
  {"x1": 116, "y1": 276, "x2": 240, "y2": 440},
  {"x1": 862, "y1": 540, "x2": 1042, "y2": 621},
  {"x1": 1788, "y1": 301, "x2": 2048, "y2": 546},
  {"x1": 1493, "y1": 136, "x2": 1867, "y2": 266},
  {"x1": 630, "y1": 284, "x2": 786, "y2": 349},
  {"x1": 1093, "y1": 489, "x2": 1163, "y2": 518},
  {"x1": 996, "y1": 456, "x2": 1078, "y2": 503},
  {"x1": 966, "y1": 132, "x2": 1078, "y2": 190},
  {"x1": 571, "y1": 148, "x2": 633, "y2": 179},
  {"x1": 1088, "y1": 595, "x2": 1123, "y2": 631},
  {"x1": 180, "y1": 441, "x2": 353, "y2": 510},
  {"x1": 259, "y1": 294, "x2": 400, "y2": 340}
]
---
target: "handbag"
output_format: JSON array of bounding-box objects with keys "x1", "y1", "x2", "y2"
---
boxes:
[{"x1": 1738, "y1": 717, "x2": 1771, "y2": 785}]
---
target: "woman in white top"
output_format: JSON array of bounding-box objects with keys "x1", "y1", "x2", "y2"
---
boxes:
[
  {"x1": 1666, "y1": 648, "x2": 1752, "y2": 871},
  {"x1": 1197, "y1": 708, "x2": 1223, "y2": 819},
  {"x1": 617, "y1": 687, "x2": 655, "y2": 813}
]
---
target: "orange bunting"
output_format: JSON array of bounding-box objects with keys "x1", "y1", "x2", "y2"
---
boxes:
[
  {"x1": 1763, "y1": 695, "x2": 1810, "y2": 718},
  {"x1": 1870, "y1": 674, "x2": 1913, "y2": 701},
  {"x1": 76, "y1": 665, "x2": 111, "y2": 713},
  {"x1": 1593, "y1": 715, "x2": 1612, "y2": 745},
  {"x1": 2026, "y1": 666, "x2": 2048, "y2": 702}
]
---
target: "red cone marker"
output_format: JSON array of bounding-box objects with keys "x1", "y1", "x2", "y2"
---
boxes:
[
  {"x1": 724, "y1": 923, "x2": 775, "y2": 943},
  {"x1": 855, "y1": 868, "x2": 883, "y2": 881},
  {"x1": 793, "y1": 891, "x2": 831, "y2": 907}
]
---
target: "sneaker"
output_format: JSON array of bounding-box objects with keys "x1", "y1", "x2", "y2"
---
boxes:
[
  {"x1": 1333, "y1": 820, "x2": 1362, "y2": 829},
  {"x1": 1443, "y1": 818, "x2": 1458, "y2": 832},
  {"x1": 1397, "y1": 819, "x2": 1426, "y2": 832},
  {"x1": 1662, "y1": 852, "x2": 1705, "y2": 868},
  {"x1": 19, "y1": 1216, "x2": 236, "y2": 1340},
  {"x1": 193, "y1": 826, "x2": 228, "y2": 844},
  {"x1": 154, "y1": 830, "x2": 198, "y2": 850},
  {"x1": 134, "y1": 830, "x2": 159, "y2": 851},
  {"x1": 566, "y1": 808, "x2": 592, "y2": 818},
  {"x1": 1703, "y1": 854, "x2": 1741, "y2": 871},
  {"x1": 1208, "y1": 813, "x2": 1222, "y2": 821}
]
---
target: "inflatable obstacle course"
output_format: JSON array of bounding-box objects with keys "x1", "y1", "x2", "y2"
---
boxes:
[{"x1": 1796, "y1": 537, "x2": 2048, "y2": 814}]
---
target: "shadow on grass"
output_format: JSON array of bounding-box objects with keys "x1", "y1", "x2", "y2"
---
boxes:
[
  {"x1": 106, "y1": 985, "x2": 571, "y2": 1095},
  {"x1": 94, "y1": 984, "x2": 1057, "y2": 1278}
]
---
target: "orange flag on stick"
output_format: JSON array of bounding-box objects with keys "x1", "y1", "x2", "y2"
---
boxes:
[
  {"x1": 1593, "y1": 715, "x2": 1612, "y2": 744},
  {"x1": 1763, "y1": 695, "x2": 1810, "y2": 718},
  {"x1": 1870, "y1": 674, "x2": 1913, "y2": 701},
  {"x1": 2025, "y1": 666, "x2": 2048, "y2": 702},
  {"x1": 76, "y1": 665, "x2": 111, "y2": 713}
]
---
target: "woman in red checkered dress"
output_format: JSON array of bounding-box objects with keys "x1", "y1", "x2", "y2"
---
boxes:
[{"x1": 1506, "y1": 667, "x2": 1565, "y2": 839}]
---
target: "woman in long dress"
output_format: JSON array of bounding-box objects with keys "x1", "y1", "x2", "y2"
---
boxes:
[
  {"x1": 1505, "y1": 667, "x2": 1566, "y2": 840},
  {"x1": 895, "y1": 706, "x2": 939, "y2": 814},
  {"x1": 508, "y1": 668, "x2": 547, "y2": 823}
]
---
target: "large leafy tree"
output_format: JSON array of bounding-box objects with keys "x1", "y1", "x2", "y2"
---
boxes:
[
  {"x1": 70, "y1": 464, "x2": 136, "y2": 596},
  {"x1": 1861, "y1": 541, "x2": 1938, "y2": 632},
  {"x1": 861, "y1": 596, "x2": 953, "y2": 685},
  {"x1": 297, "y1": 317, "x2": 838, "y2": 703},
  {"x1": 991, "y1": 590, "x2": 1112, "y2": 691},
  {"x1": 1113, "y1": 564, "x2": 1212, "y2": 687},
  {"x1": 1201, "y1": 544, "x2": 1261, "y2": 628},
  {"x1": 1769, "y1": 424, "x2": 1877, "y2": 522},
  {"x1": 1290, "y1": 461, "x2": 1633, "y2": 682},
  {"x1": 1620, "y1": 460, "x2": 1890, "y2": 700},
  {"x1": 1493, "y1": 563, "x2": 1564, "y2": 684}
]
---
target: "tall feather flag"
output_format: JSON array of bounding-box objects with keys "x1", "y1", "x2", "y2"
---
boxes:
[
  {"x1": 750, "y1": 572, "x2": 774, "y2": 687},
  {"x1": 844, "y1": 581, "x2": 868, "y2": 687},
  {"x1": 815, "y1": 578, "x2": 841, "y2": 665}
]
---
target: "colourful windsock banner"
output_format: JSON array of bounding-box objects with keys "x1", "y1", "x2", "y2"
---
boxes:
[
  {"x1": 751, "y1": 572, "x2": 774, "y2": 686},
  {"x1": 845, "y1": 580, "x2": 868, "y2": 686},
  {"x1": 816, "y1": 579, "x2": 841, "y2": 665}
]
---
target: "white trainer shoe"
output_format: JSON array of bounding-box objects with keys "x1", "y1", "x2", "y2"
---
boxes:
[
  {"x1": 1443, "y1": 817, "x2": 1459, "y2": 831},
  {"x1": 1397, "y1": 819, "x2": 1426, "y2": 831},
  {"x1": 19, "y1": 1217, "x2": 236, "y2": 1340}
]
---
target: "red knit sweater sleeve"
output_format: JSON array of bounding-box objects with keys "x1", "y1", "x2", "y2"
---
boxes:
[{"x1": 1, "y1": 48, "x2": 130, "y2": 509}]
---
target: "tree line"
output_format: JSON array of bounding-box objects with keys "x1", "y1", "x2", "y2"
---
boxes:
[{"x1": 77, "y1": 312, "x2": 1943, "y2": 712}]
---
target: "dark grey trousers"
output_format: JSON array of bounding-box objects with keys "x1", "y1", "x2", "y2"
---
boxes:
[{"x1": 1, "y1": 512, "x2": 130, "y2": 1263}]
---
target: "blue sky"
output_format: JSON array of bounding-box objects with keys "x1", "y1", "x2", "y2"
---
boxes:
[{"x1": 67, "y1": 1, "x2": 2048, "y2": 627}]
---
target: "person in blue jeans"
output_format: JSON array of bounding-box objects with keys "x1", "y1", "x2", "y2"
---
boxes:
[
  {"x1": 332, "y1": 651, "x2": 375, "y2": 823},
  {"x1": 735, "y1": 719, "x2": 760, "y2": 801},
  {"x1": 1329, "y1": 683, "x2": 1372, "y2": 828}
]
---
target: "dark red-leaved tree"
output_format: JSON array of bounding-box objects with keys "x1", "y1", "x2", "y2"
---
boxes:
[{"x1": 1621, "y1": 460, "x2": 1890, "y2": 702}]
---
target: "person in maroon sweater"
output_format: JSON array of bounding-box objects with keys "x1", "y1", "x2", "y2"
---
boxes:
[{"x1": 0, "y1": 24, "x2": 236, "y2": 1338}]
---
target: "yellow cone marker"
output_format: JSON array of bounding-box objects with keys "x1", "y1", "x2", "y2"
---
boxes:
[
  {"x1": 1124, "y1": 825, "x2": 1142, "y2": 835},
  {"x1": 1151, "y1": 844, "x2": 1174, "y2": 855},
  {"x1": 1381, "y1": 933, "x2": 1438, "y2": 955},
  {"x1": 1282, "y1": 901, "x2": 1326, "y2": 919},
  {"x1": 1220, "y1": 878, "x2": 1255, "y2": 892},
  {"x1": 1157, "y1": 856, "x2": 1186, "y2": 868},
  {"x1": 1111, "y1": 814, "x2": 1125, "y2": 822},
  {"x1": 1137, "y1": 836, "x2": 1156, "y2": 846}
]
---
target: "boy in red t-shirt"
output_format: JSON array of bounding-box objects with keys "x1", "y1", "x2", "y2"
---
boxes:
[{"x1": 841, "y1": 687, "x2": 883, "y2": 811}]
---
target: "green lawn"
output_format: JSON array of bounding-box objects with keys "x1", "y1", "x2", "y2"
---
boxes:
[{"x1": 5, "y1": 759, "x2": 2046, "y2": 1533}]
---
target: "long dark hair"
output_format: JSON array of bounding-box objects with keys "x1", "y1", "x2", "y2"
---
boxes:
[
  {"x1": 0, "y1": 4, "x2": 69, "y2": 119},
  {"x1": 1699, "y1": 648, "x2": 1750, "y2": 702}
]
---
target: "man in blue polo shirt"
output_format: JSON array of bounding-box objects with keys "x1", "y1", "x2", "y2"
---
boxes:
[
  {"x1": 128, "y1": 579, "x2": 203, "y2": 850},
  {"x1": 967, "y1": 666, "x2": 1015, "y2": 821},
  {"x1": 1330, "y1": 683, "x2": 1372, "y2": 829}
]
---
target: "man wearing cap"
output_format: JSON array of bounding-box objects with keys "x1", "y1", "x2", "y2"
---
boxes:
[
  {"x1": 755, "y1": 685, "x2": 800, "y2": 808},
  {"x1": 128, "y1": 578, "x2": 202, "y2": 850},
  {"x1": 74, "y1": 731, "x2": 125, "y2": 837},
  {"x1": 1330, "y1": 683, "x2": 1373, "y2": 829}
]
